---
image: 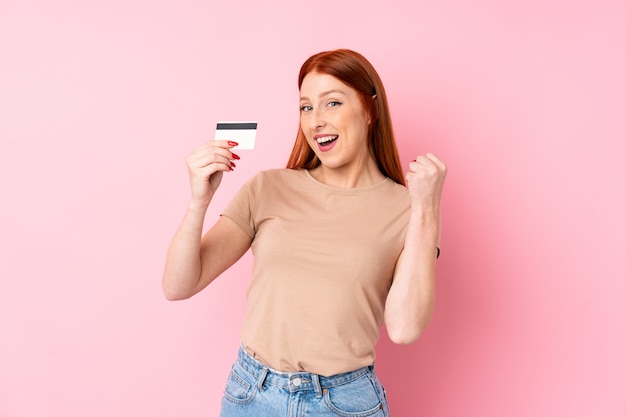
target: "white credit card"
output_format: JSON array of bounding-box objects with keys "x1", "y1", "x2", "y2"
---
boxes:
[{"x1": 215, "y1": 121, "x2": 257, "y2": 150}]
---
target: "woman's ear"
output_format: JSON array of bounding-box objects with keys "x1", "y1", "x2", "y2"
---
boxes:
[{"x1": 368, "y1": 94, "x2": 378, "y2": 125}]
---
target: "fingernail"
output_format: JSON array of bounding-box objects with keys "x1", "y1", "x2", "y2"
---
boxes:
[
  {"x1": 228, "y1": 141, "x2": 239, "y2": 147},
  {"x1": 231, "y1": 162, "x2": 236, "y2": 168},
  {"x1": 231, "y1": 153, "x2": 240, "y2": 160}
]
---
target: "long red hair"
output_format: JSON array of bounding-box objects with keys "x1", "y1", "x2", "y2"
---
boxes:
[{"x1": 286, "y1": 49, "x2": 405, "y2": 186}]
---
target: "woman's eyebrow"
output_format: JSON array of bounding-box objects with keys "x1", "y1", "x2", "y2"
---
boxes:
[{"x1": 299, "y1": 89, "x2": 347, "y2": 102}]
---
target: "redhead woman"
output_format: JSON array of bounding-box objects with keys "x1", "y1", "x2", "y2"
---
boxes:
[{"x1": 162, "y1": 49, "x2": 447, "y2": 416}]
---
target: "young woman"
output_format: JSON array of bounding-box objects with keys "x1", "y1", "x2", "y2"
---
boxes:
[{"x1": 162, "y1": 49, "x2": 447, "y2": 416}]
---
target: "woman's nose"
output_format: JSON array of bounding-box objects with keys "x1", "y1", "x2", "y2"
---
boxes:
[{"x1": 310, "y1": 108, "x2": 326, "y2": 130}]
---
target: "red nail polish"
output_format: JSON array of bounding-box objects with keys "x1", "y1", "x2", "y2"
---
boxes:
[
  {"x1": 231, "y1": 153, "x2": 240, "y2": 160},
  {"x1": 231, "y1": 162, "x2": 236, "y2": 168},
  {"x1": 228, "y1": 141, "x2": 239, "y2": 147}
]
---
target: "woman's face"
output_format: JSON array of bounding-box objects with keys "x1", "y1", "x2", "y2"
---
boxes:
[{"x1": 299, "y1": 72, "x2": 370, "y2": 170}]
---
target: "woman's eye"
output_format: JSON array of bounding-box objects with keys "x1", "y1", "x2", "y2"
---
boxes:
[
  {"x1": 327, "y1": 101, "x2": 342, "y2": 108},
  {"x1": 300, "y1": 105, "x2": 313, "y2": 112}
]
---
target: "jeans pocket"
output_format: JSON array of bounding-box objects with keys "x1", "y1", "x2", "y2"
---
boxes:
[
  {"x1": 323, "y1": 374, "x2": 385, "y2": 417},
  {"x1": 223, "y1": 365, "x2": 257, "y2": 404}
]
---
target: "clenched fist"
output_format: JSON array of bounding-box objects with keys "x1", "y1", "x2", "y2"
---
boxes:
[{"x1": 405, "y1": 153, "x2": 447, "y2": 210}]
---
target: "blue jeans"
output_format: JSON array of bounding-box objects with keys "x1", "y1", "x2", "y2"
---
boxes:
[{"x1": 219, "y1": 346, "x2": 391, "y2": 417}]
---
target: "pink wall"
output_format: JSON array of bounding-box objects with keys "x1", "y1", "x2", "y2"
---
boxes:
[{"x1": 1, "y1": 0, "x2": 624, "y2": 416}]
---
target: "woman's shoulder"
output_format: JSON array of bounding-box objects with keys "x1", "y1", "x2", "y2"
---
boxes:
[
  {"x1": 380, "y1": 179, "x2": 411, "y2": 206},
  {"x1": 254, "y1": 168, "x2": 306, "y2": 182},
  {"x1": 245, "y1": 168, "x2": 307, "y2": 189},
  {"x1": 258, "y1": 168, "x2": 303, "y2": 178}
]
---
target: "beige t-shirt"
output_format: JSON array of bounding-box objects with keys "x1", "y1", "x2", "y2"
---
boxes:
[{"x1": 222, "y1": 168, "x2": 411, "y2": 376}]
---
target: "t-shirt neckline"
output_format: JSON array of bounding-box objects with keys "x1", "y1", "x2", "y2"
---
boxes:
[{"x1": 303, "y1": 169, "x2": 391, "y2": 193}]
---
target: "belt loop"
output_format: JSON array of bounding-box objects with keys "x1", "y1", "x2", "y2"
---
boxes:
[
  {"x1": 312, "y1": 374, "x2": 323, "y2": 399},
  {"x1": 257, "y1": 367, "x2": 269, "y2": 391}
]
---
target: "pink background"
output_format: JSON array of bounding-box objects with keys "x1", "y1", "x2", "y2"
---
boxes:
[{"x1": 1, "y1": 0, "x2": 625, "y2": 416}]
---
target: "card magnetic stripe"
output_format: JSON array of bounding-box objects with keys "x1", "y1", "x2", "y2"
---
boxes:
[{"x1": 216, "y1": 123, "x2": 257, "y2": 130}]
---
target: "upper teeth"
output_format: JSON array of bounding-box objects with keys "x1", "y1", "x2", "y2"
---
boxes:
[{"x1": 317, "y1": 135, "x2": 338, "y2": 144}]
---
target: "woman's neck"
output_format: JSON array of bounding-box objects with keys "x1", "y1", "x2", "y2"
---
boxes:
[{"x1": 309, "y1": 157, "x2": 386, "y2": 188}]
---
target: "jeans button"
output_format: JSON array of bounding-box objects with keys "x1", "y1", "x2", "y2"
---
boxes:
[{"x1": 292, "y1": 377, "x2": 302, "y2": 387}]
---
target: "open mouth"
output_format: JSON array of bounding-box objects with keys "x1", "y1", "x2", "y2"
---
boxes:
[{"x1": 316, "y1": 135, "x2": 338, "y2": 145}]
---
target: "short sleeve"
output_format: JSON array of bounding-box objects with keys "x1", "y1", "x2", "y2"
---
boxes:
[{"x1": 220, "y1": 175, "x2": 259, "y2": 239}]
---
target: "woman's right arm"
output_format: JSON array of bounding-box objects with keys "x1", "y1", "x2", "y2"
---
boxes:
[{"x1": 161, "y1": 140, "x2": 252, "y2": 300}]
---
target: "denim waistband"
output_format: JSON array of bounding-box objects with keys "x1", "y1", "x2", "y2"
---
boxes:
[{"x1": 235, "y1": 345, "x2": 374, "y2": 397}]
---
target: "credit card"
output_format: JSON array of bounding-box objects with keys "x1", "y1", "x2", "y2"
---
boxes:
[{"x1": 215, "y1": 121, "x2": 257, "y2": 150}]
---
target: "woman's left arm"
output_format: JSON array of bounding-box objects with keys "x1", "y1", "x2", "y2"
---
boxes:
[{"x1": 384, "y1": 153, "x2": 447, "y2": 344}]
